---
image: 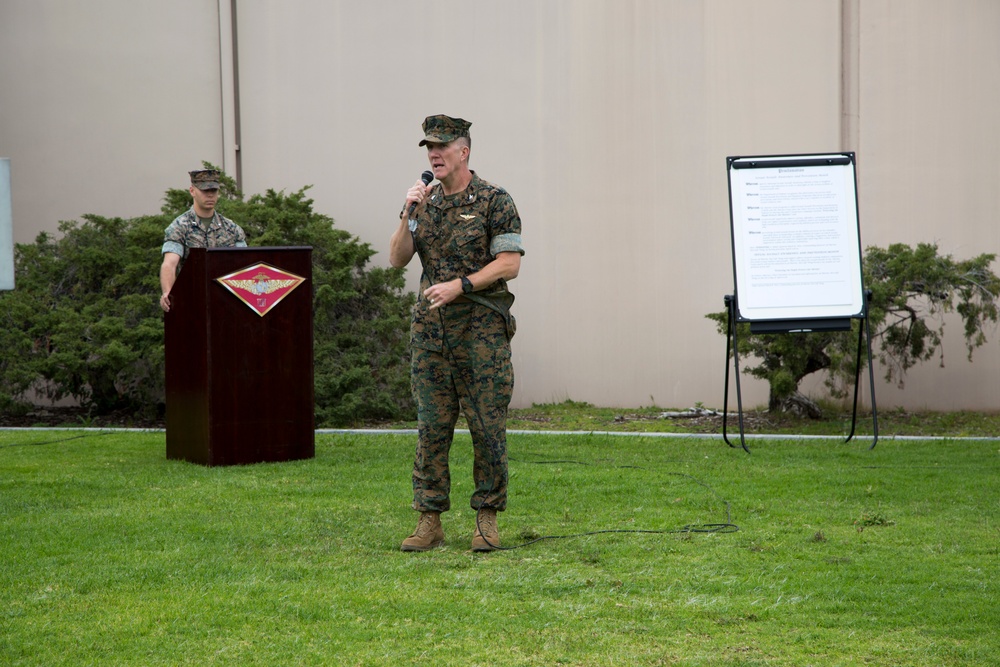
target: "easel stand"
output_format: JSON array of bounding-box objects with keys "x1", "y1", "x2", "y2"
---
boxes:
[{"x1": 722, "y1": 293, "x2": 879, "y2": 452}]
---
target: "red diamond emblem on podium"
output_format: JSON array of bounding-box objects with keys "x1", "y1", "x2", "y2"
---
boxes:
[{"x1": 216, "y1": 262, "x2": 307, "y2": 317}]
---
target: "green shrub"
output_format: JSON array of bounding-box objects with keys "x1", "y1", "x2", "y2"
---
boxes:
[{"x1": 707, "y1": 243, "x2": 1000, "y2": 415}]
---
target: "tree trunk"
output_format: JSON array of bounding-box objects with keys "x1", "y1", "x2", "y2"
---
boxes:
[{"x1": 769, "y1": 390, "x2": 823, "y2": 419}]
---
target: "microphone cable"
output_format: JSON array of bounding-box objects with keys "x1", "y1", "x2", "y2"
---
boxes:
[
  {"x1": 0, "y1": 430, "x2": 117, "y2": 449},
  {"x1": 483, "y1": 459, "x2": 739, "y2": 551}
]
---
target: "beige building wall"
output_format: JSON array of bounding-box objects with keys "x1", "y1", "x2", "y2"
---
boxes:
[
  {"x1": 0, "y1": 0, "x2": 233, "y2": 226},
  {"x1": 853, "y1": 0, "x2": 1000, "y2": 410},
  {"x1": 1, "y1": 0, "x2": 997, "y2": 411}
]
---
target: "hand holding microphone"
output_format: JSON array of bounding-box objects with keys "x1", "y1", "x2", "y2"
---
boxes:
[{"x1": 405, "y1": 170, "x2": 434, "y2": 219}]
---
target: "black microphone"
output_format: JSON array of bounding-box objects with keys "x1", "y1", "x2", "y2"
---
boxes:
[{"x1": 407, "y1": 170, "x2": 434, "y2": 217}]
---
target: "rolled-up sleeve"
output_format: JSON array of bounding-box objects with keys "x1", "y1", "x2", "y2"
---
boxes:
[
  {"x1": 162, "y1": 240, "x2": 185, "y2": 257},
  {"x1": 489, "y1": 190, "x2": 524, "y2": 256},
  {"x1": 490, "y1": 233, "x2": 524, "y2": 256}
]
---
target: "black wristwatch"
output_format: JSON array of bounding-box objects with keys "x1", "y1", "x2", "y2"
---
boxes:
[{"x1": 461, "y1": 276, "x2": 474, "y2": 294}]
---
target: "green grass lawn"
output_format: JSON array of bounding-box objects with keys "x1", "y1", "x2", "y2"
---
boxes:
[{"x1": 1, "y1": 428, "x2": 997, "y2": 665}]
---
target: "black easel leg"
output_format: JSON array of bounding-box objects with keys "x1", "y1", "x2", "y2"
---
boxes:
[
  {"x1": 723, "y1": 296, "x2": 735, "y2": 447},
  {"x1": 864, "y1": 312, "x2": 879, "y2": 449},
  {"x1": 723, "y1": 295, "x2": 750, "y2": 453},
  {"x1": 845, "y1": 318, "x2": 865, "y2": 444}
]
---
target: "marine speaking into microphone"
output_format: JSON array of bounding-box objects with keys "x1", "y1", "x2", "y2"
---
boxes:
[{"x1": 388, "y1": 114, "x2": 525, "y2": 553}]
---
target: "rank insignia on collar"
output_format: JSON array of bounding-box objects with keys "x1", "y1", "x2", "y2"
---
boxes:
[{"x1": 460, "y1": 214, "x2": 477, "y2": 221}]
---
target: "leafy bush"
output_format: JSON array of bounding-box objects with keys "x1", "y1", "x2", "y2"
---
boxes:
[
  {"x1": 0, "y1": 167, "x2": 415, "y2": 426},
  {"x1": 0, "y1": 215, "x2": 166, "y2": 417},
  {"x1": 707, "y1": 243, "x2": 1000, "y2": 415}
]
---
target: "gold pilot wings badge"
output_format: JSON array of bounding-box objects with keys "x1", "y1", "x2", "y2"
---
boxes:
[
  {"x1": 216, "y1": 262, "x2": 307, "y2": 317},
  {"x1": 460, "y1": 214, "x2": 477, "y2": 221}
]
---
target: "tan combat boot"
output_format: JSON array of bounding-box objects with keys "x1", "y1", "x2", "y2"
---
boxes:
[
  {"x1": 400, "y1": 511, "x2": 445, "y2": 552},
  {"x1": 471, "y1": 508, "x2": 500, "y2": 552}
]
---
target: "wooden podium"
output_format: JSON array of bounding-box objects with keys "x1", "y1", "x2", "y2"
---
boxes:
[{"x1": 164, "y1": 247, "x2": 315, "y2": 466}]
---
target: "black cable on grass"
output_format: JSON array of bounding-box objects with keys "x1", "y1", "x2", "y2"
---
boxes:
[
  {"x1": 476, "y1": 455, "x2": 740, "y2": 552},
  {"x1": 0, "y1": 431, "x2": 117, "y2": 449}
]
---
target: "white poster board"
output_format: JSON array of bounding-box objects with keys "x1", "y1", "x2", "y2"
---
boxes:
[
  {"x1": 727, "y1": 153, "x2": 864, "y2": 327},
  {"x1": 0, "y1": 158, "x2": 13, "y2": 291}
]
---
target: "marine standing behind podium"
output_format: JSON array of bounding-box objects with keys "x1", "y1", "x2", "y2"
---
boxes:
[
  {"x1": 389, "y1": 115, "x2": 525, "y2": 552},
  {"x1": 159, "y1": 169, "x2": 247, "y2": 312}
]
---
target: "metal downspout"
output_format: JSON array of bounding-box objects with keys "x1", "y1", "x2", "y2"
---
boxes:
[
  {"x1": 230, "y1": 0, "x2": 243, "y2": 191},
  {"x1": 218, "y1": 0, "x2": 243, "y2": 191},
  {"x1": 841, "y1": 0, "x2": 860, "y2": 154}
]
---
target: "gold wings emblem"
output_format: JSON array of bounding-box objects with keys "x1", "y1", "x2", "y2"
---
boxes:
[{"x1": 224, "y1": 273, "x2": 297, "y2": 295}]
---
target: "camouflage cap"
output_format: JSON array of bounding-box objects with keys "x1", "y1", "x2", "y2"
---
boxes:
[
  {"x1": 419, "y1": 115, "x2": 472, "y2": 146},
  {"x1": 189, "y1": 169, "x2": 221, "y2": 190}
]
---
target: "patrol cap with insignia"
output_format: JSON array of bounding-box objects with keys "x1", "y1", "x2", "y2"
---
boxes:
[
  {"x1": 419, "y1": 115, "x2": 472, "y2": 146},
  {"x1": 189, "y1": 169, "x2": 221, "y2": 190}
]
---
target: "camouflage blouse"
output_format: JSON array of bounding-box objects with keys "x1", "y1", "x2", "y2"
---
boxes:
[
  {"x1": 161, "y1": 208, "x2": 247, "y2": 259},
  {"x1": 409, "y1": 171, "x2": 524, "y2": 351}
]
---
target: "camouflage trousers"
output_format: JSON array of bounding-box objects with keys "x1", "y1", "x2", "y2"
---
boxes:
[{"x1": 410, "y1": 305, "x2": 513, "y2": 514}]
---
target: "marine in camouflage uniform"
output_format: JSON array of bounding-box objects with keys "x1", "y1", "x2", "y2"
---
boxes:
[
  {"x1": 390, "y1": 115, "x2": 524, "y2": 551},
  {"x1": 159, "y1": 169, "x2": 247, "y2": 312},
  {"x1": 410, "y1": 170, "x2": 522, "y2": 513},
  {"x1": 161, "y1": 170, "x2": 247, "y2": 260},
  {"x1": 161, "y1": 207, "x2": 246, "y2": 260}
]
